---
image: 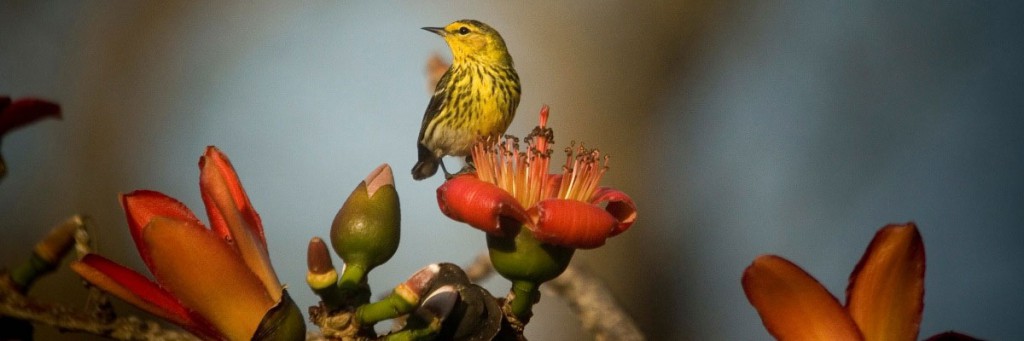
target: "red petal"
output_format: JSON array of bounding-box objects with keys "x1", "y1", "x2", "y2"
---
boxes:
[
  {"x1": 436, "y1": 174, "x2": 529, "y2": 235},
  {"x1": 199, "y1": 146, "x2": 265, "y2": 247},
  {"x1": 0, "y1": 97, "x2": 61, "y2": 137},
  {"x1": 199, "y1": 146, "x2": 281, "y2": 301},
  {"x1": 742, "y1": 255, "x2": 864, "y2": 341},
  {"x1": 590, "y1": 187, "x2": 637, "y2": 236},
  {"x1": 70, "y1": 254, "x2": 220, "y2": 340},
  {"x1": 530, "y1": 199, "x2": 618, "y2": 249},
  {"x1": 120, "y1": 190, "x2": 201, "y2": 270},
  {"x1": 846, "y1": 223, "x2": 925, "y2": 341}
]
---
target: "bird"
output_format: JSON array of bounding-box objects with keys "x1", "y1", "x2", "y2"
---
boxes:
[{"x1": 412, "y1": 19, "x2": 521, "y2": 180}]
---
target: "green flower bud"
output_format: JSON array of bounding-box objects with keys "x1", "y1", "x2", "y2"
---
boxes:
[{"x1": 331, "y1": 164, "x2": 400, "y2": 296}]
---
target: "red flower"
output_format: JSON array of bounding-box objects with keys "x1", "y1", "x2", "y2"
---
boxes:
[
  {"x1": 436, "y1": 106, "x2": 636, "y2": 249},
  {"x1": 743, "y1": 223, "x2": 977, "y2": 341},
  {"x1": 0, "y1": 96, "x2": 61, "y2": 138},
  {"x1": 71, "y1": 147, "x2": 303, "y2": 340},
  {"x1": 0, "y1": 96, "x2": 61, "y2": 178}
]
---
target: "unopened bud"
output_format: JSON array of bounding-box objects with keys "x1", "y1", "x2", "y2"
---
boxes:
[{"x1": 330, "y1": 164, "x2": 400, "y2": 273}]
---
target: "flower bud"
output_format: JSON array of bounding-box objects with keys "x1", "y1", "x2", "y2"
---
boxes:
[
  {"x1": 330, "y1": 164, "x2": 400, "y2": 273},
  {"x1": 414, "y1": 285, "x2": 458, "y2": 325},
  {"x1": 9, "y1": 216, "x2": 82, "y2": 293},
  {"x1": 306, "y1": 237, "x2": 337, "y2": 289}
]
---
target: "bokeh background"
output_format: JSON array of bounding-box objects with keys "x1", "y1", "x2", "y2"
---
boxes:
[{"x1": 3, "y1": 2, "x2": 1023, "y2": 340}]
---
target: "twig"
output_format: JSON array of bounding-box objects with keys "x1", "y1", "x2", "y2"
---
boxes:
[
  {"x1": 0, "y1": 280, "x2": 198, "y2": 340},
  {"x1": 0, "y1": 216, "x2": 199, "y2": 340},
  {"x1": 464, "y1": 253, "x2": 493, "y2": 282},
  {"x1": 544, "y1": 264, "x2": 645, "y2": 341}
]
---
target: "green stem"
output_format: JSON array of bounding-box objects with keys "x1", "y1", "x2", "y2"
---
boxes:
[
  {"x1": 508, "y1": 280, "x2": 540, "y2": 322},
  {"x1": 355, "y1": 293, "x2": 417, "y2": 326},
  {"x1": 338, "y1": 263, "x2": 371, "y2": 305},
  {"x1": 9, "y1": 253, "x2": 55, "y2": 293},
  {"x1": 310, "y1": 280, "x2": 345, "y2": 310}
]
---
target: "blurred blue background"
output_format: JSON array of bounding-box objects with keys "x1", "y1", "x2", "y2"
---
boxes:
[{"x1": 2, "y1": 2, "x2": 1023, "y2": 340}]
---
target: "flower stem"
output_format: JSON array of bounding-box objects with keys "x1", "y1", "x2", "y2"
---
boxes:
[
  {"x1": 338, "y1": 263, "x2": 371, "y2": 305},
  {"x1": 507, "y1": 280, "x2": 540, "y2": 322},
  {"x1": 354, "y1": 292, "x2": 417, "y2": 326}
]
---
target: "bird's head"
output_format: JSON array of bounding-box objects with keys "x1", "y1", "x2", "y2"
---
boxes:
[{"x1": 423, "y1": 20, "x2": 513, "y2": 66}]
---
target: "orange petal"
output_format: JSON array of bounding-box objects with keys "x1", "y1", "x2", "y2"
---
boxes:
[
  {"x1": 529, "y1": 199, "x2": 618, "y2": 249},
  {"x1": 436, "y1": 174, "x2": 529, "y2": 235},
  {"x1": 846, "y1": 223, "x2": 925, "y2": 341},
  {"x1": 743, "y1": 255, "x2": 864, "y2": 341},
  {"x1": 70, "y1": 254, "x2": 220, "y2": 340},
  {"x1": 120, "y1": 190, "x2": 201, "y2": 270},
  {"x1": 199, "y1": 146, "x2": 282, "y2": 301},
  {"x1": 589, "y1": 187, "x2": 637, "y2": 236},
  {"x1": 144, "y1": 217, "x2": 276, "y2": 341}
]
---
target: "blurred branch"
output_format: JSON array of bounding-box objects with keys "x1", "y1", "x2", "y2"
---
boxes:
[
  {"x1": 464, "y1": 253, "x2": 493, "y2": 282},
  {"x1": 465, "y1": 253, "x2": 645, "y2": 341},
  {"x1": 0, "y1": 279, "x2": 199, "y2": 340},
  {"x1": 0, "y1": 216, "x2": 200, "y2": 340}
]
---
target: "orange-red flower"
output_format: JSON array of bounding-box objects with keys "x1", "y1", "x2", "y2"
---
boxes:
[
  {"x1": 742, "y1": 223, "x2": 974, "y2": 341},
  {"x1": 436, "y1": 106, "x2": 637, "y2": 249},
  {"x1": 71, "y1": 146, "x2": 303, "y2": 341}
]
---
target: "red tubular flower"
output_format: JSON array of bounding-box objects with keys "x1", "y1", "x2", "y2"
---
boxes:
[
  {"x1": 436, "y1": 106, "x2": 637, "y2": 249},
  {"x1": 71, "y1": 146, "x2": 303, "y2": 341}
]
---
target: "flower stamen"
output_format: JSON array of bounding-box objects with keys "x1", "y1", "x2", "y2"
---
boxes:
[{"x1": 472, "y1": 106, "x2": 610, "y2": 209}]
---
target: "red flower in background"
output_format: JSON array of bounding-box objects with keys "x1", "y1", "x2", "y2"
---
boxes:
[
  {"x1": 0, "y1": 96, "x2": 61, "y2": 138},
  {"x1": 743, "y1": 223, "x2": 978, "y2": 341},
  {"x1": 0, "y1": 96, "x2": 61, "y2": 178}
]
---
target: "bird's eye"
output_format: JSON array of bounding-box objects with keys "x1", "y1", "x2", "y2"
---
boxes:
[{"x1": 458, "y1": 26, "x2": 470, "y2": 35}]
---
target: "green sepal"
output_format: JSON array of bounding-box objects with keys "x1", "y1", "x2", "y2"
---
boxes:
[
  {"x1": 486, "y1": 223, "x2": 575, "y2": 284},
  {"x1": 252, "y1": 290, "x2": 306, "y2": 341}
]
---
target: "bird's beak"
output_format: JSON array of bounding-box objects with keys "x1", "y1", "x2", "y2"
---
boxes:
[{"x1": 422, "y1": 27, "x2": 446, "y2": 36}]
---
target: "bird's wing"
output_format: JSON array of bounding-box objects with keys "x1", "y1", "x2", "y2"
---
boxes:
[{"x1": 418, "y1": 68, "x2": 453, "y2": 141}]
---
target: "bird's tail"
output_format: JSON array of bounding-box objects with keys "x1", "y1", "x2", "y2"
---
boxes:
[{"x1": 412, "y1": 143, "x2": 439, "y2": 180}]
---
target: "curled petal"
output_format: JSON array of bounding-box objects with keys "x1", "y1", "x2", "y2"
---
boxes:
[
  {"x1": 120, "y1": 190, "x2": 201, "y2": 270},
  {"x1": 0, "y1": 97, "x2": 61, "y2": 137},
  {"x1": 589, "y1": 187, "x2": 637, "y2": 236},
  {"x1": 199, "y1": 146, "x2": 265, "y2": 246},
  {"x1": 437, "y1": 174, "x2": 529, "y2": 235},
  {"x1": 144, "y1": 217, "x2": 276, "y2": 341},
  {"x1": 529, "y1": 199, "x2": 618, "y2": 249},
  {"x1": 199, "y1": 146, "x2": 282, "y2": 301},
  {"x1": 846, "y1": 223, "x2": 925, "y2": 341},
  {"x1": 743, "y1": 255, "x2": 864, "y2": 341},
  {"x1": 70, "y1": 254, "x2": 219, "y2": 340}
]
